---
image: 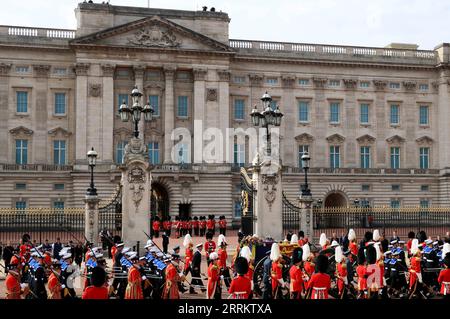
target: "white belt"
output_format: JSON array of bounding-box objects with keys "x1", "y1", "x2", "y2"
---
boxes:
[{"x1": 443, "y1": 282, "x2": 450, "y2": 296}]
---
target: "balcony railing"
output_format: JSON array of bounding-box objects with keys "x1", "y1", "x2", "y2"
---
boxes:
[
  {"x1": 229, "y1": 39, "x2": 438, "y2": 64},
  {"x1": 0, "y1": 164, "x2": 73, "y2": 172},
  {"x1": 0, "y1": 25, "x2": 76, "y2": 39},
  {"x1": 284, "y1": 167, "x2": 440, "y2": 175}
]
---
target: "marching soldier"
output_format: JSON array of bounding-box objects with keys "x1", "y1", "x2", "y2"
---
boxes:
[
  {"x1": 162, "y1": 254, "x2": 185, "y2": 299},
  {"x1": 217, "y1": 234, "x2": 231, "y2": 288},
  {"x1": 47, "y1": 259, "x2": 62, "y2": 299},
  {"x1": 302, "y1": 243, "x2": 315, "y2": 280},
  {"x1": 82, "y1": 266, "x2": 109, "y2": 299},
  {"x1": 306, "y1": 254, "x2": 331, "y2": 299},
  {"x1": 193, "y1": 216, "x2": 199, "y2": 236},
  {"x1": 289, "y1": 247, "x2": 304, "y2": 300},
  {"x1": 183, "y1": 234, "x2": 194, "y2": 275},
  {"x1": 365, "y1": 245, "x2": 379, "y2": 299},
  {"x1": 270, "y1": 243, "x2": 286, "y2": 299},
  {"x1": 228, "y1": 256, "x2": 252, "y2": 299},
  {"x1": 239, "y1": 245, "x2": 254, "y2": 288},
  {"x1": 60, "y1": 251, "x2": 77, "y2": 299},
  {"x1": 206, "y1": 215, "x2": 215, "y2": 236},
  {"x1": 152, "y1": 216, "x2": 161, "y2": 238},
  {"x1": 206, "y1": 252, "x2": 221, "y2": 299},
  {"x1": 408, "y1": 239, "x2": 424, "y2": 298},
  {"x1": 112, "y1": 242, "x2": 126, "y2": 299},
  {"x1": 125, "y1": 253, "x2": 144, "y2": 299},
  {"x1": 30, "y1": 251, "x2": 48, "y2": 299},
  {"x1": 204, "y1": 231, "x2": 216, "y2": 265},
  {"x1": 335, "y1": 245, "x2": 348, "y2": 299},
  {"x1": 356, "y1": 247, "x2": 367, "y2": 299},
  {"x1": 219, "y1": 215, "x2": 227, "y2": 236},
  {"x1": 163, "y1": 216, "x2": 172, "y2": 237}
]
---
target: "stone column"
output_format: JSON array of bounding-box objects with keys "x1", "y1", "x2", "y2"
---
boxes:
[
  {"x1": 163, "y1": 66, "x2": 175, "y2": 163},
  {"x1": 101, "y1": 64, "x2": 115, "y2": 164},
  {"x1": 33, "y1": 65, "x2": 51, "y2": 164},
  {"x1": 121, "y1": 138, "x2": 151, "y2": 255},
  {"x1": 0, "y1": 63, "x2": 11, "y2": 163},
  {"x1": 218, "y1": 70, "x2": 230, "y2": 163},
  {"x1": 299, "y1": 196, "x2": 314, "y2": 240},
  {"x1": 193, "y1": 68, "x2": 207, "y2": 163},
  {"x1": 281, "y1": 75, "x2": 296, "y2": 166},
  {"x1": 134, "y1": 65, "x2": 146, "y2": 141},
  {"x1": 252, "y1": 155, "x2": 283, "y2": 240},
  {"x1": 75, "y1": 63, "x2": 90, "y2": 164},
  {"x1": 84, "y1": 194, "x2": 100, "y2": 246}
]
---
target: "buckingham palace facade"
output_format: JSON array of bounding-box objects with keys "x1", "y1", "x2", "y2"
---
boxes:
[{"x1": 1, "y1": 2, "x2": 450, "y2": 224}]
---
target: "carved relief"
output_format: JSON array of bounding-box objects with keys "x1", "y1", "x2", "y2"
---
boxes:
[
  {"x1": 217, "y1": 70, "x2": 231, "y2": 82},
  {"x1": 48, "y1": 127, "x2": 72, "y2": 137},
  {"x1": 312, "y1": 77, "x2": 328, "y2": 88},
  {"x1": 386, "y1": 135, "x2": 406, "y2": 144},
  {"x1": 33, "y1": 65, "x2": 51, "y2": 77},
  {"x1": 206, "y1": 88, "x2": 217, "y2": 101},
  {"x1": 356, "y1": 134, "x2": 376, "y2": 144},
  {"x1": 249, "y1": 73, "x2": 263, "y2": 86},
  {"x1": 281, "y1": 76, "x2": 296, "y2": 88},
  {"x1": 130, "y1": 183, "x2": 144, "y2": 209},
  {"x1": 128, "y1": 166, "x2": 146, "y2": 209},
  {"x1": 193, "y1": 68, "x2": 207, "y2": 81},
  {"x1": 0, "y1": 63, "x2": 12, "y2": 75},
  {"x1": 124, "y1": 138, "x2": 147, "y2": 163},
  {"x1": 101, "y1": 64, "x2": 116, "y2": 77},
  {"x1": 262, "y1": 174, "x2": 279, "y2": 210},
  {"x1": 326, "y1": 133, "x2": 346, "y2": 144},
  {"x1": 295, "y1": 133, "x2": 314, "y2": 143},
  {"x1": 74, "y1": 63, "x2": 90, "y2": 76},
  {"x1": 127, "y1": 167, "x2": 146, "y2": 184},
  {"x1": 163, "y1": 66, "x2": 176, "y2": 80},
  {"x1": 9, "y1": 126, "x2": 34, "y2": 136},
  {"x1": 416, "y1": 136, "x2": 434, "y2": 145},
  {"x1": 89, "y1": 83, "x2": 102, "y2": 97},
  {"x1": 128, "y1": 24, "x2": 181, "y2": 48},
  {"x1": 403, "y1": 81, "x2": 417, "y2": 91},
  {"x1": 373, "y1": 80, "x2": 387, "y2": 91},
  {"x1": 343, "y1": 78, "x2": 357, "y2": 89}
]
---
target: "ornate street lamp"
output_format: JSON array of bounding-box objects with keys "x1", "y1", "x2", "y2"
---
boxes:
[
  {"x1": 86, "y1": 147, "x2": 98, "y2": 196},
  {"x1": 301, "y1": 153, "x2": 311, "y2": 197},
  {"x1": 118, "y1": 85, "x2": 155, "y2": 138},
  {"x1": 250, "y1": 91, "x2": 283, "y2": 156}
]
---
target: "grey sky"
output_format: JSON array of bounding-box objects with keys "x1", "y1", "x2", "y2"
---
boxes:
[{"x1": 0, "y1": 0, "x2": 449, "y2": 50}]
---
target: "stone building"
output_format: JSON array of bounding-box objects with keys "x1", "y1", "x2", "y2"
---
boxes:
[{"x1": 1, "y1": 2, "x2": 449, "y2": 226}]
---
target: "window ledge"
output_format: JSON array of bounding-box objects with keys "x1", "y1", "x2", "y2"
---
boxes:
[
  {"x1": 15, "y1": 112, "x2": 30, "y2": 117},
  {"x1": 390, "y1": 124, "x2": 401, "y2": 128},
  {"x1": 298, "y1": 121, "x2": 310, "y2": 125},
  {"x1": 53, "y1": 114, "x2": 67, "y2": 118},
  {"x1": 419, "y1": 125, "x2": 430, "y2": 129},
  {"x1": 360, "y1": 123, "x2": 371, "y2": 128}
]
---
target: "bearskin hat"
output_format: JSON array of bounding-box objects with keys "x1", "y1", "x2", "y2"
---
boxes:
[
  {"x1": 205, "y1": 231, "x2": 213, "y2": 240},
  {"x1": 193, "y1": 216, "x2": 198, "y2": 220},
  {"x1": 364, "y1": 231, "x2": 373, "y2": 243},
  {"x1": 235, "y1": 256, "x2": 249, "y2": 275},
  {"x1": 444, "y1": 253, "x2": 450, "y2": 267},
  {"x1": 113, "y1": 235, "x2": 122, "y2": 244},
  {"x1": 408, "y1": 231, "x2": 415, "y2": 239},
  {"x1": 335, "y1": 246, "x2": 344, "y2": 263},
  {"x1": 291, "y1": 247, "x2": 303, "y2": 265},
  {"x1": 290, "y1": 234, "x2": 299, "y2": 245},
  {"x1": 366, "y1": 245, "x2": 377, "y2": 264},
  {"x1": 373, "y1": 229, "x2": 380, "y2": 241},
  {"x1": 183, "y1": 234, "x2": 193, "y2": 248},
  {"x1": 302, "y1": 243, "x2": 311, "y2": 262},
  {"x1": 357, "y1": 247, "x2": 366, "y2": 265},
  {"x1": 91, "y1": 266, "x2": 106, "y2": 287},
  {"x1": 315, "y1": 254, "x2": 328, "y2": 273},
  {"x1": 22, "y1": 233, "x2": 31, "y2": 244},
  {"x1": 298, "y1": 230, "x2": 305, "y2": 238},
  {"x1": 348, "y1": 229, "x2": 356, "y2": 241}
]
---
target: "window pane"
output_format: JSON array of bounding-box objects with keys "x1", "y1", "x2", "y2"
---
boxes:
[
  {"x1": 298, "y1": 145, "x2": 309, "y2": 168},
  {"x1": 234, "y1": 99, "x2": 245, "y2": 120},
  {"x1": 53, "y1": 140, "x2": 66, "y2": 165},
  {"x1": 330, "y1": 146, "x2": 340, "y2": 168},
  {"x1": 360, "y1": 104, "x2": 369, "y2": 123},
  {"x1": 15, "y1": 140, "x2": 27, "y2": 165},
  {"x1": 390, "y1": 105, "x2": 399, "y2": 124},
  {"x1": 149, "y1": 95, "x2": 159, "y2": 116},
  {"x1": 234, "y1": 144, "x2": 245, "y2": 167},
  {"x1": 360, "y1": 146, "x2": 370, "y2": 168},
  {"x1": 15, "y1": 201, "x2": 27, "y2": 210},
  {"x1": 17, "y1": 91, "x2": 28, "y2": 113},
  {"x1": 118, "y1": 94, "x2": 129, "y2": 112},
  {"x1": 299, "y1": 101, "x2": 309, "y2": 122},
  {"x1": 419, "y1": 105, "x2": 429, "y2": 125},
  {"x1": 390, "y1": 147, "x2": 400, "y2": 169},
  {"x1": 148, "y1": 142, "x2": 160, "y2": 165},
  {"x1": 116, "y1": 141, "x2": 127, "y2": 164},
  {"x1": 54, "y1": 93, "x2": 66, "y2": 114},
  {"x1": 330, "y1": 103, "x2": 340, "y2": 123},
  {"x1": 420, "y1": 147, "x2": 429, "y2": 169},
  {"x1": 177, "y1": 96, "x2": 188, "y2": 117},
  {"x1": 234, "y1": 201, "x2": 242, "y2": 218}
]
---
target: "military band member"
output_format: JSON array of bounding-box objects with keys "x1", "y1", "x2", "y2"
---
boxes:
[
  {"x1": 335, "y1": 246, "x2": 348, "y2": 299},
  {"x1": 306, "y1": 254, "x2": 331, "y2": 299},
  {"x1": 162, "y1": 254, "x2": 184, "y2": 299},
  {"x1": 183, "y1": 234, "x2": 194, "y2": 275},
  {"x1": 239, "y1": 245, "x2": 254, "y2": 289},
  {"x1": 289, "y1": 247, "x2": 304, "y2": 300},
  {"x1": 82, "y1": 266, "x2": 109, "y2": 299},
  {"x1": 47, "y1": 259, "x2": 62, "y2": 299},
  {"x1": 204, "y1": 232, "x2": 216, "y2": 265},
  {"x1": 356, "y1": 247, "x2": 367, "y2": 299},
  {"x1": 5, "y1": 258, "x2": 29, "y2": 299},
  {"x1": 112, "y1": 242, "x2": 126, "y2": 298},
  {"x1": 125, "y1": 253, "x2": 145, "y2": 299},
  {"x1": 302, "y1": 243, "x2": 315, "y2": 280},
  {"x1": 30, "y1": 251, "x2": 48, "y2": 299},
  {"x1": 229, "y1": 257, "x2": 252, "y2": 299},
  {"x1": 270, "y1": 243, "x2": 286, "y2": 299},
  {"x1": 409, "y1": 239, "x2": 423, "y2": 297},
  {"x1": 206, "y1": 252, "x2": 221, "y2": 299}
]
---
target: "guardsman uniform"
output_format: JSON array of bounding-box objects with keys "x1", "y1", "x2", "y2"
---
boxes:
[
  {"x1": 204, "y1": 236, "x2": 216, "y2": 264},
  {"x1": 152, "y1": 217, "x2": 161, "y2": 238},
  {"x1": 82, "y1": 266, "x2": 109, "y2": 300},
  {"x1": 356, "y1": 248, "x2": 367, "y2": 299},
  {"x1": 409, "y1": 239, "x2": 423, "y2": 296},
  {"x1": 229, "y1": 257, "x2": 252, "y2": 299},
  {"x1": 5, "y1": 259, "x2": 28, "y2": 299},
  {"x1": 193, "y1": 217, "x2": 199, "y2": 236},
  {"x1": 124, "y1": 253, "x2": 144, "y2": 299},
  {"x1": 270, "y1": 243, "x2": 285, "y2": 299},
  {"x1": 199, "y1": 216, "x2": 207, "y2": 237},
  {"x1": 163, "y1": 218, "x2": 172, "y2": 237},
  {"x1": 162, "y1": 255, "x2": 183, "y2": 299},
  {"x1": 217, "y1": 235, "x2": 230, "y2": 288},
  {"x1": 307, "y1": 255, "x2": 331, "y2": 299},
  {"x1": 183, "y1": 234, "x2": 193, "y2": 275},
  {"x1": 438, "y1": 252, "x2": 450, "y2": 297},
  {"x1": 218, "y1": 216, "x2": 227, "y2": 236},
  {"x1": 206, "y1": 215, "x2": 215, "y2": 235},
  {"x1": 289, "y1": 248, "x2": 304, "y2": 300},
  {"x1": 187, "y1": 218, "x2": 193, "y2": 236},
  {"x1": 47, "y1": 260, "x2": 62, "y2": 299},
  {"x1": 206, "y1": 252, "x2": 221, "y2": 299},
  {"x1": 335, "y1": 246, "x2": 347, "y2": 298},
  {"x1": 239, "y1": 246, "x2": 254, "y2": 289}
]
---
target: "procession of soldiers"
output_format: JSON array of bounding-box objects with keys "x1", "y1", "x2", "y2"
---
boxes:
[{"x1": 2, "y1": 226, "x2": 450, "y2": 300}]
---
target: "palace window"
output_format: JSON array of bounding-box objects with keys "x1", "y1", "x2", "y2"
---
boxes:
[
  {"x1": 298, "y1": 101, "x2": 309, "y2": 122},
  {"x1": 392, "y1": 185, "x2": 401, "y2": 192},
  {"x1": 53, "y1": 201, "x2": 65, "y2": 209},
  {"x1": 330, "y1": 102, "x2": 340, "y2": 123},
  {"x1": 390, "y1": 147, "x2": 400, "y2": 169},
  {"x1": 330, "y1": 146, "x2": 340, "y2": 168},
  {"x1": 421, "y1": 185, "x2": 429, "y2": 192},
  {"x1": 118, "y1": 94, "x2": 129, "y2": 112},
  {"x1": 298, "y1": 145, "x2": 309, "y2": 168},
  {"x1": 390, "y1": 199, "x2": 400, "y2": 208},
  {"x1": 270, "y1": 99, "x2": 278, "y2": 111},
  {"x1": 16, "y1": 66, "x2": 29, "y2": 73},
  {"x1": 54, "y1": 93, "x2": 66, "y2": 115},
  {"x1": 360, "y1": 199, "x2": 371, "y2": 208},
  {"x1": 149, "y1": 95, "x2": 159, "y2": 117},
  {"x1": 266, "y1": 77, "x2": 278, "y2": 85},
  {"x1": 419, "y1": 105, "x2": 429, "y2": 125},
  {"x1": 360, "y1": 103, "x2": 369, "y2": 124},
  {"x1": 15, "y1": 139, "x2": 28, "y2": 165},
  {"x1": 177, "y1": 96, "x2": 189, "y2": 117},
  {"x1": 419, "y1": 84, "x2": 429, "y2": 91},
  {"x1": 54, "y1": 184, "x2": 65, "y2": 191},
  {"x1": 53, "y1": 140, "x2": 66, "y2": 165},
  {"x1": 419, "y1": 147, "x2": 430, "y2": 169},
  {"x1": 360, "y1": 81, "x2": 370, "y2": 88},
  {"x1": 420, "y1": 199, "x2": 429, "y2": 208},
  {"x1": 390, "y1": 82, "x2": 400, "y2": 89},
  {"x1": 233, "y1": 76, "x2": 246, "y2": 84},
  {"x1": 234, "y1": 200, "x2": 242, "y2": 218},
  {"x1": 148, "y1": 142, "x2": 160, "y2": 165},
  {"x1": 53, "y1": 68, "x2": 67, "y2": 75},
  {"x1": 15, "y1": 183, "x2": 26, "y2": 190},
  {"x1": 362, "y1": 184, "x2": 371, "y2": 192},
  {"x1": 116, "y1": 141, "x2": 127, "y2": 164},
  {"x1": 360, "y1": 146, "x2": 371, "y2": 169},
  {"x1": 390, "y1": 104, "x2": 400, "y2": 125},
  {"x1": 176, "y1": 143, "x2": 189, "y2": 164},
  {"x1": 299, "y1": 79, "x2": 310, "y2": 86},
  {"x1": 234, "y1": 99, "x2": 245, "y2": 120},
  {"x1": 329, "y1": 80, "x2": 340, "y2": 87},
  {"x1": 16, "y1": 91, "x2": 28, "y2": 113},
  {"x1": 234, "y1": 143, "x2": 245, "y2": 167},
  {"x1": 15, "y1": 201, "x2": 27, "y2": 210}
]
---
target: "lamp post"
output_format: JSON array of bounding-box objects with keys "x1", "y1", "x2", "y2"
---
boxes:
[
  {"x1": 301, "y1": 153, "x2": 311, "y2": 197},
  {"x1": 118, "y1": 85, "x2": 155, "y2": 138},
  {"x1": 250, "y1": 91, "x2": 283, "y2": 157},
  {"x1": 86, "y1": 147, "x2": 98, "y2": 196}
]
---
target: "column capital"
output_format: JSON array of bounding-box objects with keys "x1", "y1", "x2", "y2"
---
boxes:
[
  {"x1": 101, "y1": 64, "x2": 116, "y2": 77},
  {"x1": 217, "y1": 69, "x2": 231, "y2": 82},
  {"x1": 74, "y1": 63, "x2": 90, "y2": 76},
  {"x1": 133, "y1": 65, "x2": 146, "y2": 78},
  {"x1": 281, "y1": 75, "x2": 296, "y2": 88},
  {"x1": 163, "y1": 65, "x2": 176, "y2": 80},
  {"x1": 193, "y1": 68, "x2": 208, "y2": 81},
  {"x1": 372, "y1": 79, "x2": 388, "y2": 91},
  {"x1": 249, "y1": 73, "x2": 263, "y2": 86},
  {"x1": 343, "y1": 78, "x2": 358, "y2": 89},
  {"x1": 0, "y1": 63, "x2": 12, "y2": 76},
  {"x1": 33, "y1": 64, "x2": 51, "y2": 78},
  {"x1": 312, "y1": 77, "x2": 328, "y2": 88}
]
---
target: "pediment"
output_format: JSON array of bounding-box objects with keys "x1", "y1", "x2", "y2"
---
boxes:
[
  {"x1": 326, "y1": 133, "x2": 345, "y2": 143},
  {"x1": 70, "y1": 16, "x2": 234, "y2": 54},
  {"x1": 9, "y1": 126, "x2": 33, "y2": 136},
  {"x1": 416, "y1": 136, "x2": 434, "y2": 145},
  {"x1": 295, "y1": 133, "x2": 314, "y2": 142},
  {"x1": 48, "y1": 127, "x2": 72, "y2": 137},
  {"x1": 386, "y1": 135, "x2": 405, "y2": 144},
  {"x1": 356, "y1": 134, "x2": 376, "y2": 144}
]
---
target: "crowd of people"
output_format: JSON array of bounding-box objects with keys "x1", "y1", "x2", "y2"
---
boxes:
[
  {"x1": 2, "y1": 227, "x2": 450, "y2": 300},
  {"x1": 150, "y1": 215, "x2": 227, "y2": 238}
]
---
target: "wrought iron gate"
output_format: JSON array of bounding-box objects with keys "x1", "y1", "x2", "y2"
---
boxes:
[
  {"x1": 240, "y1": 168, "x2": 254, "y2": 236},
  {"x1": 99, "y1": 185, "x2": 122, "y2": 237},
  {"x1": 282, "y1": 192, "x2": 301, "y2": 236}
]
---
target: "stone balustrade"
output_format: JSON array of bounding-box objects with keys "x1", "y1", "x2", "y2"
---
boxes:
[{"x1": 0, "y1": 25, "x2": 76, "y2": 39}]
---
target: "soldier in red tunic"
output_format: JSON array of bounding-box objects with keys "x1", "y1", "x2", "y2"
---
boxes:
[
  {"x1": 204, "y1": 231, "x2": 216, "y2": 265},
  {"x1": 183, "y1": 234, "x2": 194, "y2": 275},
  {"x1": 199, "y1": 216, "x2": 207, "y2": 237},
  {"x1": 438, "y1": 248, "x2": 450, "y2": 298},
  {"x1": 152, "y1": 216, "x2": 161, "y2": 238},
  {"x1": 302, "y1": 243, "x2": 315, "y2": 281},
  {"x1": 192, "y1": 216, "x2": 199, "y2": 236},
  {"x1": 356, "y1": 247, "x2": 368, "y2": 299},
  {"x1": 206, "y1": 252, "x2": 221, "y2": 299},
  {"x1": 163, "y1": 216, "x2": 172, "y2": 237},
  {"x1": 162, "y1": 254, "x2": 184, "y2": 299},
  {"x1": 270, "y1": 243, "x2": 286, "y2": 299},
  {"x1": 229, "y1": 257, "x2": 252, "y2": 299},
  {"x1": 408, "y1": 239, "x2": 423, "y2": 298},
  {"x1": 206, "y1": 215, "x2": 215, "y2": 236},
  {"x1": 240, "y1": 245, "x2": 254, "y2": 288},
  {"x1": 187, "y1": 217, "x2": 193, "y2": 236},
  {"x1": 175, "y1": 216, "x2": 181, "y2": 238},
  {"x1": 82, "y1": 266, "x2": 109, "y2": 299},
  {"x1": 306, "y1": 254, "x2": 331, "y2": 299},
  {"x1": 124, "y1": 253, "x2": 145, "y2": 299},
  {"x1": 48, "y1": 259, "x2": 63, "y2": 299},
  {"x1": 218, "y1": 215, "x2": 227, "y2": 236},
  {"x1": 217, "y1": 234, "x2": 231, "y2": 288},
  {"x1": 297, "y1": 230, "x2": 308, "y2": 247},
  {"x1": 289, "y1": 247, "x2": 304, "y2": 299},
  {"x1": 5, "y1": 258, "x2": 29, "y2": 299},
  {"x1": 335, "y1": 246, "x2": 348, "y2": 299}
]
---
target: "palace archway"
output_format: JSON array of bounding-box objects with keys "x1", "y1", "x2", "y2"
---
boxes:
[
  {"x1": 324, "y1": 192, "x2": 348, "y2": 208},
  {"x1": 150, "y1": 182, "x2": 170, "y2": 219}
]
